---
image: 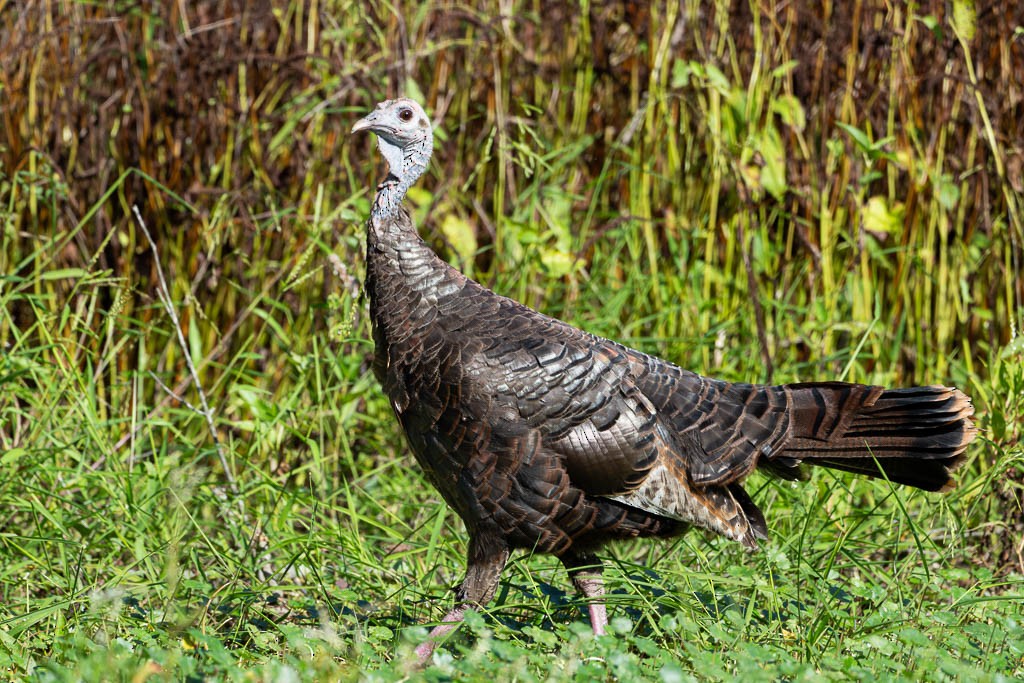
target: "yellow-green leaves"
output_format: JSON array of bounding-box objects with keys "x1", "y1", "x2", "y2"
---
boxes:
[
  {"x1": 951, "y1": 0, "x2": 977, "y2": 42},
  {"x1": 739, "y1": 126, "x2": 788, "y2": 202},
  {"x1": 439, "y1": 212, "x2": 478, "y2": 273},
  {"x1": 862, "y1": 195, "x2": 905, "y2": 239}
]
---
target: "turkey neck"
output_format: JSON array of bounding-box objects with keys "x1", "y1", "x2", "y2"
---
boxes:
[
  {"x1": 369, "y1": 130, "x2": 431, "y2": 225},
  {"x1": 365, "y1": 129, "x2": 440, "y2": 266},
  {"x1": 364, "y1": 131, "x2": 465, "y2": 377},
  {"x1": 364, "y1": 128, "x2": 455, "y2": 295}
]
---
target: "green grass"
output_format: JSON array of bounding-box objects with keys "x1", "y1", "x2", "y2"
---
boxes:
[{"x1": 2, "y1": 1, "x2": 1024, "y2": 680}]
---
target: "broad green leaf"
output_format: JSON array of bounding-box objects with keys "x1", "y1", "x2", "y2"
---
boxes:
[
  {"x1": 772, "y1": 94, "x2": 806, "y2": 132},
  {"x1": 671, "y1": 59, "x2": 695, "y2": 88},
  {"x1": 403, "y1": 78, "x2": 426, "y2": 105},
  {"x1": 740, "y1": 127, "x2": 788, "y2": 201},
  {"x1": 759, "y1": 126, "x2": 788, "y2": 200},
  {"x1": 704, "y1": 64, "x2": 731, "y2": 94},
  {"x1": 862, "y1": 195, "x2": 905, "y2": 237},
  {"x1": 539, "y1": 247, "x2": 574, "y2": 278},
  {"x1": 916, "y1": 13, "x2": 942, "y2": 38},
  {"x1": 837, "y1": 122, "x2": 873, "y2": 154},
  {"x1": 951, "y1": 0, "x2": 976, "y2": 41},
  {"x1": 440, "y1": 213, "x2": 477, "y2": 271},
  {"x1": 405, "y1": 186, "x2": 432, "y2": 207},
  {"x1": 935, "y1": 173, "x2": 961, "y2": 211}
]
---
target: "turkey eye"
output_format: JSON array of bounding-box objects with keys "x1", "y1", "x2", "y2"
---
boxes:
[{"x1": 399, "y1": 108, "x2": 413, "y2": 121}]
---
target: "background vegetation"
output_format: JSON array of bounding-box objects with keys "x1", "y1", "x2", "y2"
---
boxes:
[{"x1": 1, "y1": 0, "x2": 1022, "y2": 679}]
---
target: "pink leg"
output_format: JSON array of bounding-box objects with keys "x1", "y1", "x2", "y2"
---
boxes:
[
  {"x1": 414, "y1": 605, "x2": 468, "y2": 663},
  {"x1": 413, "y1": 538, "x2": 509, "y2": 665},
  {"x1": 562, "y1": 553, "x2": 607, "y2": 636},
  {"x1": 589, "y1": 603, "x2": 608, "y2": 636},
  {"x1": 579, "y1": 577, "x2": 608, "y2": 636}
]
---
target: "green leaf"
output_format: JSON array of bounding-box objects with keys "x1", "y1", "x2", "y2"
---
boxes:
[
  {"x1": 769, "y1": 60, "x2": 800, "y2": 79},
  {"x1": 935, "y1": 173, "x2": 961, "y2": 211},
  {"x1": 671, "y1": 59, "x2": 694, "y2": 88},
  {"x1": 739, "y1": 126, "x2": 788, "y2": 201},
  {"x1": 771, "y1": 94, "x2": 806, "y2": 132},
  {"x1": 703, "y1": 64, "x2": 731, "y2": 94},
  {"x1": 0, "y1": 447, "x2": 27, "y2": 465},
  {"x1": 837, "y1": 122, "x2": 873, "y2": 153},
  {"x1": 916, "y1": 13, "x2": 942, "y2": 38},
  {"x1": 759, "y1": 126, "x2": 788, "y2": 200},
  {"x1": 406, "y1": 186, "x2": 432, "y2": 208},
  {"x1": 539, "y1": 247, "x2": 574, "y2": 278},
  {"x1": 41, "y1": 268, "x2": 89, "y2": 280},
  {"x1": 862, "y1": 195, "x2": 905, "y2": 237},
  {"x1": 187, "y1": 314, "x2": 203, "y2": 365},
  {"x1": 951, "y1": 0, "x2": 977, "y2": 41},
  {"x1": 402, "y1": 79, "x2": 426, "y2": 105},
  {"x1": 440, "y1": 213, "x2": 477, "y2": 271}
]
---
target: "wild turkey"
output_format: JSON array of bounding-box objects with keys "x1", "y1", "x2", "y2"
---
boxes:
[{"x1": 351, "y1": 98, "x2": 977, "y2": 662}]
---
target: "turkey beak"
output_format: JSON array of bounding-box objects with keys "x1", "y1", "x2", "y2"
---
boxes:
[{"x1": 351, "y1": 113, "x2": 378, "y2": 135}]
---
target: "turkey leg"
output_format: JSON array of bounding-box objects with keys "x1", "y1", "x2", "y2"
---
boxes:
[
  {"x1": 561, "y1": 552, "x2": 607, "y2": 636},
  {"x1": 414, "y1": 535, "x2": 510, "y2": 663}
]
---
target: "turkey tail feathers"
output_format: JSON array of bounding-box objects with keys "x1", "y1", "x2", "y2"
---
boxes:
[{"x1": 778, "y1": 383, "x2": 976, "y2": 492}]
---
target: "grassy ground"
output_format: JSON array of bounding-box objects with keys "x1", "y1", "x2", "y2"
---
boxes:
[{"x1": 2, "y1": 1, "x2": 1023, "y2": 680}]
